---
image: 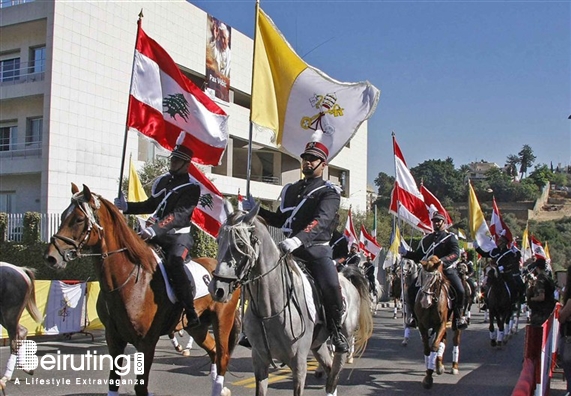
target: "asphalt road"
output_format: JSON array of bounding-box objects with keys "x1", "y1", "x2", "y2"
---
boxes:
[{"x1": 0, "y1": 305, "x2": 567, "y2": 396}]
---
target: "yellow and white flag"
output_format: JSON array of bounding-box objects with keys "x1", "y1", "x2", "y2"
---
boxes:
[
  {"x1": 468, "y1": 182, "x2": 496, "y2": 252},
  {"x1": 521, "y1": 223, "x2": 532, "y2": 263},
  {"x1": 251, "y1": 7, "x2": 380, "y2": 162},
  {"x1": 128, "y1": 157, "x2": 148, "y2": 202}
]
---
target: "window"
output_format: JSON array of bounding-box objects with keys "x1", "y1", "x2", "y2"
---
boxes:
[
  {"x1": 0, "y1": 58, "x2": 20, "y2": 82},
  {"x1": 0, "y1": 192, "x2": 15, "y2": 213},
  {"x1": 26, "y1": 117, "x2": 42, "y2": 145},
  {"x1": 0, "y1": 125, "x2": 17, "y2": 151},
  {"x1": 30, "y1": 46, "x2": 46, "y2": 74}
]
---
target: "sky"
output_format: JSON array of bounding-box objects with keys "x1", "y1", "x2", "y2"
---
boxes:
[{"x1": 192, "y1": 0, "x2": 571, "y2": 186}]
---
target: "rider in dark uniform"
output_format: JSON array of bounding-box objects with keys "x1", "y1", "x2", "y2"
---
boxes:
[
  {"x1": 400, "y1": 211, "x2": 468, "y2": 330},
  {"x1": 457, "y1": 251, "x2": 477, "y2": 305},
  {"x1": 476, "y1": 233, "x2": 525, "y2": 308},
  {"x1": 114, "y1": 139, "x2": 201, "y2": 329},
  {"x1": 244, "y1": 139, "x2": 348, "y2": 352},
  {"x1": 329, "y1": 216, "x2": 349, "y2": 271},
  {"x1": 363, "y1": 256, "x2": 377, "y2": 297},
  {"x1": 345, "y1": 243, "x2": 361, "y2": 267}
]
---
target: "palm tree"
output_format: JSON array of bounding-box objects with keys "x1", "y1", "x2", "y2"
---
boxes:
[
  {"x1": 518, "y1": 144, "x2": 536, "y2": 179},
  {"x1": 505, "y1": 154, "x2": 520, "y2": 179}
]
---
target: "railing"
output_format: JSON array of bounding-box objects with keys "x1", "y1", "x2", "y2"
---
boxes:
[
  {"x1": 4, "y1": 213, "x2": 60, "y2": 243},
  {"x1": 0, "y1": 140, "x2": 42, "y2": 159}
]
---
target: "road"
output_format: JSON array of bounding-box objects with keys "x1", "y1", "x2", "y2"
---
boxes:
[{"x1": 0, "y1": 305, "x2": 565, "y2": 396}]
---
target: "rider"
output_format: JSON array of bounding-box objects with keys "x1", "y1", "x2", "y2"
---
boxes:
[
  {"x1": 329, "y1": 215, "x2": 349, "y2": 271},
  {"x1": 475, "y1": 232, "x2": 525, "y2": 309},
  {"x1": 345, "y1": 243, "x2": 362, "y2": 267},
  {"x1": 363, "y1": 255, "x2": 377, "y2": 298},
  {"x1": 400, "y1": 211, "x2": 469, "y2": 330},
  {"x1": 527, "y1": 257, "x2": 556, "y2": 326},
  {"x1": 243, "y1": 137, "x2": 349, "y2": 352},
  {"x1": 114, "y1": 138, "x2": 201, "y2": 329},
  {"x1": 457, "y1": 251, "x2": 477, "y2": 305}
]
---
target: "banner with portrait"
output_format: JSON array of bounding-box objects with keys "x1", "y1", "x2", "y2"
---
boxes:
[{"x1": 206, "y1": 15, "x2": 232, "y2": 102}]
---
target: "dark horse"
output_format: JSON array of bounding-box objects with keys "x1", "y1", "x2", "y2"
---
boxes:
[
  {"x1": 414, "y1": 256, "x2": 462, "y2": 389},
  {"x1": 485, "y1": 266, "x2": 513, "y2": 348},
  {"x1": 388, "y1": 269, "x2": 403, "y2": 319},
  {"x1": 0, "y1": 263, "x2": 43, "y2": 394},
  {"x1": 44, "y1": 184, "x2": 241, "y2": 396}
]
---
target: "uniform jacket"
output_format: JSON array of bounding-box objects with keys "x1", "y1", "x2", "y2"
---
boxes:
[
  {"x1": 346, "y1": 253, "x2": 361, "y2": 266},
  {"x1": 477, "y1": 246, "x2": 521, "y2": 273},
  {"x1": 405, "y1": 230, "x2": 460, "y2": 269},
  {"x1": 124, "y1": 172, "x2": 200, "y2": 240},
  {"x1": 258, "y1": 177, "x2": 340, "y2": 247}
]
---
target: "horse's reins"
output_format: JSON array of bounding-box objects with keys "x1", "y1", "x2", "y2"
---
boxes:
[{"x1": 51, "y1": 193, "x2": 138, "y2": 293}]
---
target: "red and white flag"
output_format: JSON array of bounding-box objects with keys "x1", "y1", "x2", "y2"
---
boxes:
[
  {"x1": 389, "y1": 136, "x2": 432, "y2": 233},
  {"x1": 188, "y1": 163, "x2": 226, "y2": 238},
  {"x1": 344, "y1": 208, "x2": 358, "y2": 248},
  {"x1": 530, "y1": 235, "x2": 547, "y2": 259},
  {"x1": 359, "y1": 225, "x2": 382, "y2": 260},
  {"x1": 489, "y1": 197, "x2": 513, "y2": 247},
  {"x1": 237, "y1": 189, "x2": 243, "y2": 211},
  {"x1": 128, "y1": 20, "x2": 229, "y2": 166},
  {"x1": 420, "y1": 183, "x2": 453, "y2": 227}
]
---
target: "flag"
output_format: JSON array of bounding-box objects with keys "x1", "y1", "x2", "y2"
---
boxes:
[
  {"x1": 389, "y1": 136, "x2": 432, "y2": 233},
  {"x1": 420, "y1": 183, "x2": 453, "y2": 227},
  {"x1": 343, "y1": 208, "x2": 358, "y2": 248},
  {"x1": 372, "y1": 205, "x2": 378, "y2": 241},
  {"x1": 457, "y1": 228, "x2": 467, "y2": 240},
  {"x1": 521, "y1": 223, "x2": 532, "y2": 263},
  {"x1": 489, "y1": 196, "x2": 513, "y2": 247},
  {"x1": 237, "y1": 189, "x2": 243, "y2": 211},
  {"x1": 531, "y1": 235, "x2": 546, "y2": 259},
  {"x1": 128, "y1": 20, "x2": 229, "y2": 166},
  {"x1": 468, "y1": 181, "x2": 496, "y2": 252},
  {"x1": 251, "y1": 7, "x2": 380, "y2": 162},
  {"x1": 359, "y1": 225, "x2": 382, "y2": 260},
  {"x1": 188, "y1": 163, "x2": 226, "y2": 238},
  {"x1": 383, "y1": 223, "x2": 408, "y2": 269},
  {"x1": 544, "y1": 241, "x2": 551, "y2": 263},
  {"x1": 128, "y1": 157, "x2": 148, "y2": 202}
]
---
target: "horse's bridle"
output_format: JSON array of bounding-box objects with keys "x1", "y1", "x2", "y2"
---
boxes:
[{"x1": 50, "y1": 193, "x2": 126, "y2": 262}]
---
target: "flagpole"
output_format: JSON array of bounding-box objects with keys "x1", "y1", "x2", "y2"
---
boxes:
[{"x1": 118, "y1": 10, "x2": 144, "y2": 199}]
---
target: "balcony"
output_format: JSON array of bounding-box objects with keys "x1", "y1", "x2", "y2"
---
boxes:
[
  {"x1": 0, "y1": 62, "x2": 46, "y2": 100},
  {"x1": 0, "y1": 140, "x2": 42, "y2": 174}
]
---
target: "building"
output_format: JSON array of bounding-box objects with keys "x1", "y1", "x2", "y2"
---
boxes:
[
  {"x1": 0, "y1": 0, "x2": 370, "y2": 221},
  {"x1": 466, "y1": 161, "x2": 500, "y2": 181}
]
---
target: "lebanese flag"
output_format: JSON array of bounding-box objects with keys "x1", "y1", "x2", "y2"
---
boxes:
[
  {"x1": 389, "y1": 136, "x2": 432, "y2": 233},
  {"x1": 343, "y1": 208, "x2": 358, "y2": 248},
  {"x1": 420, "y1": 183, "x2": 453, "y2": 227},
  {"x1": 237, "y1": 189, "x2": 243, "y2": 211},
  {"x1": 359, "y1": 225, "x2": 382, "y2": 260},
  {"x1": 187, "y1": 163, "x2": 226, "y2": 238},
  {"x1": 128, "y1": 20, "x2": 229, "y2": 166},
  {"x1": 489, "y1": 197, "x2": 513, "y2": 247},
  {"x1": 530, "y1": 235, "x2": 547, "y2": 259}
]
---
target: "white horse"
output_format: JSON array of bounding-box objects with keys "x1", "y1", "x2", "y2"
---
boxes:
[{"x1": 210, "y1": 202, "x2": 373, "y2": 396}]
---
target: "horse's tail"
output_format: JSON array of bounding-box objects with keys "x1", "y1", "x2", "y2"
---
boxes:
[
  {"x1": 22, "y1": 267, "x2": 43, "y2": 323},
  {"x1": 340, "y1": 266, "x2": 374, "y2": 357}
]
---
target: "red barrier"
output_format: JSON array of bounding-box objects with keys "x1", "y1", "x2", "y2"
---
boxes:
[{"x1": 512, "y1": 358, "x2": 537, "y2": 396}]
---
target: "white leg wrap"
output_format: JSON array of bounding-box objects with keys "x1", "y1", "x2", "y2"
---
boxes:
[
  {"x1": 490, "y1": 330, "x2": 497, "y2": 340},
  {"x1": 210, "y1": 364, "x2": 217, "y2": 382},
  {"x1": 186, "y1": 336, "x2": 194, "y2": 349},
  {"x1": 437, "y1": 342, "x2": 445, "y2": 358},
  {"x1": 4, "y1": 354, "x2": 17, "y2": 379},
  {"x1": 498, "y1": 330, "x2": 504, "y2": 343},
  {"x1": 452, "y1": 345, "x2": 459, "y2": 363},
  {"x1": 404, "y1": 327, "x2": 411, "y2": 338},
  {"x1": 424, "y1": 355, "x2": 429, "y2": 368},
  {"x1": 171, "y1": 337, "x2": 180, "y2": 348},
  {"x1": 107, "y1": 391, "x2": 119, "y2": 396},
  {"x1": 211, "y1": 375, "x2": 224, "y2": 396},
  {"x1": 428, "y1": 352, "x2": 437, "y2": 370}
]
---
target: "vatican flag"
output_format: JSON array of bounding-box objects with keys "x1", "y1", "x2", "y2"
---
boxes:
[{"x1": 468, "y1": 181, "x2": 496, "y2": 252}]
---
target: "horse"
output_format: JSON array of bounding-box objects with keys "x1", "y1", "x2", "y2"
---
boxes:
[
  {"x1": 0, "y1": 263, "x2": 43, "y2": 395},
  {"x1": 168, "y1": 327, "x2": 195, "y2": 357},
  {"x1": 485, "y1": 266, "x2": 514, "y2": 348},
  {"x1": 44, "y1": 183, "x2": 241, "y2": 396},
  {"x1": 210, "y1": 202, "x2": 373, "y2": 396},
  {"x1": 414, "y1": 255, "x2": 462, "y2": 389},
  {"x1": 457, "y1": 262, "x2": 476, "y2": 324},
  {"x1": 388, "y1": 269, "x2": 403, "y2": 319},
  {"x1": 399, "y1": 258, "x2": 420, "y2": 346}
]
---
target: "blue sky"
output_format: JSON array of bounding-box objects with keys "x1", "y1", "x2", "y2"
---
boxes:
[{"x1": 193, "y1": 0, "x2": 571, "y2": 186}]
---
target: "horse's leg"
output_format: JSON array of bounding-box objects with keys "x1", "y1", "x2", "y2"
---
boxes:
[
  {"x1": 393, "y1": 299, "x2": 398, "y2": 319},
  {"x1": 312, "y1": 342, "x2": 332, "y2": 380},
  {"x1": 0, "y1": 322, "x2": 24, "y2": 391},
  {"x1": 169, "y1": 331, "x2": 183, "y2": 353},
  {"x1": 402, "y1": 325, "x2": 411, "y2": 346},
  {"x1": 105, "y1": 331, "x2": 128, "y2": 396},
  {"x1": 210, "y1": 302, "x2": 240, "y2": 396},
  {"x1": 436, "y1": 339, "x2": 446, "y2": 375},
  {"x1": 189, "y1": 324, "x2": 217, "y2": 383},
  {"x1": 182, "y1": 335, "x2": 194, "y2": 357},
  {"x1": 134, "y1": 342, "x2": 158, "y2": 396},
  {"x1": 451, "y1": 330, "x2": 461, "y2": 375},
  {"x1": 290, "y1": 352, "x2": 309, "y2": 396},
  {"x1": 346, "y1": 336, "x2": 355, "y2": 364},
  {"x1": 418, "y1": 326, "x2": 434, "y2": 389},
  {"x1": 489, "y1": 312, "x2": 497, "y2": 347},
  {"x1": 252, "y1": 358, "x2": 270, "y2": 396}
]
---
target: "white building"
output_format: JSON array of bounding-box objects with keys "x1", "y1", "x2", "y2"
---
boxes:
[{"x1": 0, "y1": 0, "x2": 370, "y2": 221}]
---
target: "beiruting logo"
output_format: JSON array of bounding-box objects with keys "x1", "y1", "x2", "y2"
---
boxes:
[{"x1": 16, "y1": 340, "x2": 144, "y2": 379}]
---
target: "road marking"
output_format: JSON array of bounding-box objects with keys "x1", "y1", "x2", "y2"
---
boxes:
[{"x1": 232, "y1": 359, "x2": 320, "y2": 388}]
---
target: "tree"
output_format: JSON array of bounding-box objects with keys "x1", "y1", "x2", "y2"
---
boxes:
[
  {"x1": 518, "y1": 144, "x2": 536, "y2": 179},
  {"x1": 410, "y1": 157, "x2": 465, "y2": 202},
  {"x1": 505, "y1": 154, "x2": 520, "y2": 179},
  {"x1": 374, "y1": 172, "x2": 395, "y2": 197}
]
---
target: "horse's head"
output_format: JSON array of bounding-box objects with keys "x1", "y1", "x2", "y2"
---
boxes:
[
  {"x1": 210, "y1": 199, "x2": 265, "y2": 302},
  {"x1": 44, "y1": 183, "x2": 104, "y2": 269},
  {"x1": 420, "y1": 255, "x2": 442, "y2": 272}
]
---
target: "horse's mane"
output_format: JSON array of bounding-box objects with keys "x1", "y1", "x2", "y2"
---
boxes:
[{"x1": 97, "y1": 196, "x2": 156, "y2": 272}]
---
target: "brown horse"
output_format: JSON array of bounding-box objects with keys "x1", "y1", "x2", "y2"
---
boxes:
[
  {"x1": 414, "y1": 255, "x2": 462, "y2": 389},
  {"x1": 44, "y1": 184, "x2": 241, "y2": 396},
  {"x1": 0, "y1": 263, "x2": 43, "y2": 395}
]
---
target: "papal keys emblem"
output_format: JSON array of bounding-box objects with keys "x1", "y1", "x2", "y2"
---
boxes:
[{"x1": 300, "y1": 93, "x2": 344, "y2": 135}]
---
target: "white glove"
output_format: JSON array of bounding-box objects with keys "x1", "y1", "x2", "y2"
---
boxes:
[
  {"x1": 498, "y1": 265, "x2": 504, "y2": 273},
  {"x1": 398, "y1": 245, "x2": 408, "y2": 255},
  {"x1": 279, "y1": 237, "x2": 302, "y2": 254},
  {"x1": 241, "y1": 194, "x2": 257, "y2": 211},
  {"x1": 114, "y1": 193, "x2": 128, "y2": 212},
  {"x1": 140, "y1": 227, "x2": 155, "y2": 241}
]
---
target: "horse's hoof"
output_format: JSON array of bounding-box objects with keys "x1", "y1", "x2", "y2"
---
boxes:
[
  {"x1": 422, "y1": 375, "x2": 433, "y2": 389},
  {"x1": 182, "y1": 349, "x2": 191, "y2": 357},
  {"x1": 175, "y1": 345, "x2": 183, "y2": 352},
  {"x1": 220, "y1": 387, "x2": 231, "y2": 396},
  {"x1": 347, "y1": 356, "x2": 354, "y2": 364},
  {"x1": 452, "y1": 368, "x2": 459, "y2": 375},
  {"x1": 178, "y1": 330, "x2": 184, "y2": 337},
  {"x1": 490, "y1": 339, "x2": 497, "y2": 347},
  {"x1": 402, "y1": 338, "x2": 409, "y2": 346},
  {"x1": 436, "y1": 363, "x2": 444, "y2": 375}
]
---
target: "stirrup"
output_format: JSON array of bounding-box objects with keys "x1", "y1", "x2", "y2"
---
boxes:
[
  {"x1": 456, "y1": 317, "x2": 468, "y2": 330},
  {"x1": 332, "y1": 332, "x2": 349, "y2": 353},
  {"x1": 238, "y1": 333, "x2": 251, "y2": 348}
]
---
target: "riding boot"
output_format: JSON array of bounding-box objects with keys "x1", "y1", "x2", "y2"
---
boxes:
[
  {"x1": 169, "y1": 264, "x2": 200, "y2": 329},
  {"x1": 455, "y1": 307, "x2": 468, "y2": 330},
  {"x1": 327, "y1": 309, "x2": 348, "y2": 353}
]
